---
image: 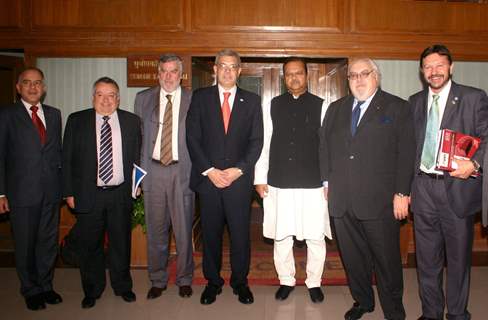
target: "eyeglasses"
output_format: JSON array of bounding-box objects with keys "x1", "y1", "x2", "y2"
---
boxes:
[
  {"x1": 20, "y1": 80, "x2": 43, "y2": 87},
  {"x1": 216, "y1": 63, "x2": 240, "y2": 71},
  {"x1": 347, "y1": 70, "x2": 374, "y2": 81}
]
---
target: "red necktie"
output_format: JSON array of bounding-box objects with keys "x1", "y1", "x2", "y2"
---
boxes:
[
  {"x1": 30, "y1": 105, "x2": 46, "y2": 145},
  {"x1": 222, "y1": 92, "x2": 231, "y2": 134}
]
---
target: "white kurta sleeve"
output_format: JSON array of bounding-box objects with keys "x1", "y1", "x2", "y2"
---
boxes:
[{"x1": 254, "y1": 102, "x2": 273, "y2": 185}]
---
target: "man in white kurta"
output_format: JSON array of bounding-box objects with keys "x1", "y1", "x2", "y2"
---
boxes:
[{"x1": 255, "y1": 58, "x2": 331, "y2": 303}]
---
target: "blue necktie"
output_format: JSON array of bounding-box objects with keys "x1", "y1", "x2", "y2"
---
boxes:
[
  {"x1": 351, "y1": 100, "x2": 365, "y2": 136},
  {"x1": 99, "y1": 116, "x2": 113, "y2": 184}
]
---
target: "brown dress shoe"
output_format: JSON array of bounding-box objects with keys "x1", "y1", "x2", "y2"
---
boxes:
[
  {"x1": 178, "y1": 285, "x2": 193, "y2": 298},
  {"x1": 147, "y1": 286, "x2": 166, "y2": 300}
]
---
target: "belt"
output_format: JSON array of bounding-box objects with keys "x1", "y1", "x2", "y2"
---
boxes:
[
  {"x1": 97, "y1": 184, "x2": 122, "y2": 191},
  {"x1": 152, "y1": 159, "x2": 179, "y2": 166},
  {"x1": 419, "y1": 171, "x2": 444, "y2": 180}
]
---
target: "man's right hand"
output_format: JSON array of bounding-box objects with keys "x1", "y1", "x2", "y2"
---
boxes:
[
  {"x1": 0, "y1": 197, "x2": 9, "y2": 214},
  {"x1": 66, "y1": 196, "x2": 75, "y2": 209},
  {"x1": 255, "y1": 184, "x2": 268, "y2": 198},
  {"x1": 207, "y1": 169, "x2": 231, "y2": 188}
]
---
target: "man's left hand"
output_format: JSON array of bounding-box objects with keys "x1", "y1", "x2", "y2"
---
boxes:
[
  {"x1": 222, "y1": 167, "x2": 243, "y2": 185},
  {"x1": 393, "y1": 194, "x2": 410, "y2": 220},
  {"x1": 450, "y1": 159, "x2": 476, "y2": 179}
]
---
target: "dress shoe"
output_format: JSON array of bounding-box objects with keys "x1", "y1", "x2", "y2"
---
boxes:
[
  {"x1": 275, "y1": 285, "x2": 294, "y2": 301},
  {"x1": 178, "y1": 285, "x2": 193, "y2": 298},
  {"x1": 146, "y1": 286, "x2": 166, "y2": 300},
  {"x1": 25, "y1": 294, "x2": 46, "y2": 311},
  {"x1": 345, "y1": 302, "x2": 374, "y2": 320},
  {"x1": 118, "y1": 290, "x2": 136, "y2": 303},
  {"x1": 43, "y1": 290, "x2": 63, "y2": 304},
  {"x1": 417, "y1": 317, "x2": 441, "y2": 320},
  {"x1": 232, "y1": 285, "x2": 254, "y2": 304},
  {"x1": 81, "y1": 297, "x2": 96, "y2": 309},
  {"x1": 308, "y1": 287, "x2": 324, "y2": 303},
  {"x1": 200, "y1": 285, "x2": 222, "y2": 305}
]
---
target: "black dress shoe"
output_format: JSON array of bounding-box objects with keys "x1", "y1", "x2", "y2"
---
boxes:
[
  {"x1": 25, "y1": 294, "x2": 46, "y2": 311},
  {"x1": 81, "y1": 297, "x2": 96, "y2": 309},
  {"x1": 308, "y1": 287, "x2": 324, "y2": 303},
  {"x1": 275, "y1": 285, "x2": 294, "y2": 301},
  {"x1": 118, "y1": 291, "x2": 136, "y2": 303},
  {"x1": 233, "y1": 285, "x2": 254, "y2": 304},
  {"x1": 345, "y1": 302, "x2": 374, "y2": 320},
  {"x1": 178, "y1": 285, "x2": 193, "y2": 298},
  {"x1": 200, "y1": 285, "x2": 222, "y2": 305},
  {"x1": 147, "y1": 286, "x2": 166, "y2": 300},
  {"x1": 417, "y1": 317, "x2": 441, "y2": 320},
  {"x1": 43, "y1": 290, "x2": 63, "y2": 304}
]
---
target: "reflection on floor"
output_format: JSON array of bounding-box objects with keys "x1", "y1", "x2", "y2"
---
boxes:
[{"x1": 1, "y1": 267, "x2": 488, "y2": 320}]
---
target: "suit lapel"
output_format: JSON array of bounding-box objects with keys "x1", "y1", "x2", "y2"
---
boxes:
[
  {"x1": 87, "y1": 109, "x2": 98, "y2": 165},
  {"x1": 354, "y1": 90, "x2": 383, "y2": 136},
  {"x1": 227, "y1": 87, "x2": 245, "y2": 136},
  {"x1": 13, "y1": 102, "x2": 43, "y2": 145},
  {"x1": 150, "y1": 87, "x2": 161, "y2": 149},
  {"x1": 440, "y1": 82, "x2": 460, "y2": 129},
  {"x1": 211, "y1": 86, "x2": 226, "y2": 134},
  {"x1": 118, "y1": 110, "x2": 129, "y2": 168},
  {"x1": 43, "y1": 106, "x2": 55, "y2": 146}
]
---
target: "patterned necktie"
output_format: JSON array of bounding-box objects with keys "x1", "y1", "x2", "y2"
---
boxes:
[
  {"x1": 222, "y1": 92, "x2": 231, "y2": 134},
  {"x1": 99, "y1": 116, "x2": 113, "y2": 184},
  {"x1": 421, "y1": 94, "x2": 440, "y2": 169},
  {"x1": 160, "y1": 94, "x2": 174, "y2": 165},
  {"x1": 30, "y1": 105, "x2": 46, "y2": 145},
  {"x1": 351, "y1": 100, "x2": 365, "y2": 136}
]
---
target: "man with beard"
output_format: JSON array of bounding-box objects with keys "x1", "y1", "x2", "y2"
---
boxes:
[
  {"x1": 320, "y1": 58, "x2": 415, "y2": 320},
  {"x1": 409, "y1": 44, "x2": 488, "y2": 320},
  {"x1": 254, "y1": 57, "x2": 331, "y2": 303}
]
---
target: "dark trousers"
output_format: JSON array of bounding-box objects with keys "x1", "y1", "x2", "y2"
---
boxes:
[
  {"x1": 333, "y1": 211, "x2": 406, "y2": 320},
  {"x1": 412, "y1": 175, "x2": 474, "y2": 320},
  {"x1": 76, "y1": 186, "x2": 133, "y2": 298},
  {"x1": 10, "y1": 198, "x2": 60, "y2": 297},
  {"x1": 198, "y1": 182, "x2": 252, "y2": 288}
]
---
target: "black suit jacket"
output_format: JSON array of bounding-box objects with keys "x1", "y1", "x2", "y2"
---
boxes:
[
  {"x1": 0, "y1": 102, "x2": 62, "y2": 206},
  {"x1": 186, "y1": 85, "x2": 263, "y2": 193},
  {"x1": 409, "y1": 81, "x2": 488, "y2": 217},
  {"x1": 62, "y1": 108, "x2": 141, "y2": 213},
  {"x1": 319, "y1": 89, "x2": 415, "y2": 219}
]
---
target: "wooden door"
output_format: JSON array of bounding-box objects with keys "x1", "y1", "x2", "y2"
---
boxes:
[{"x1": 0, "y1": 55, "x2": 24, "y2": 106}]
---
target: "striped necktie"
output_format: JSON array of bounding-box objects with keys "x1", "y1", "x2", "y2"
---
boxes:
[
  {"x1": 160, "y1": 94, "x2": 174, "y2": 165},
  {"x1": 99, "y1": 116, "x2": 113, "y2": 184}
]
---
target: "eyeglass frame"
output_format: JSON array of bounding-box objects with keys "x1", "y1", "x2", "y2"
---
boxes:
[{"x1": 347, "y1": 69, "x2": 375, "y2": 81}]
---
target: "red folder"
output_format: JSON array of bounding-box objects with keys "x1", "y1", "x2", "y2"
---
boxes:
[{"x1": 435, "y1": 129, "x2": 481, "y2": 175}]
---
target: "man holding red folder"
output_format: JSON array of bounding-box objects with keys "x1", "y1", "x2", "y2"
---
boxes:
[{"x1": 409, "y1": 44, "x2": 488, "y2": 320}]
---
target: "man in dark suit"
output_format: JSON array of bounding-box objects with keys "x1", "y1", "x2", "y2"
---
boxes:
[
  {"x1": 0, "y1": 67, "x2": 63, "y2": 311},
  {"x1": 134, "y1": 54, "x2": 195, "y2": 300},
  {"x1": 409, "y1": 44, "x2": 488, "y2": 320},
  {"x1": 62, "y1": 77, "x2": 141, "y2": 309},
  {"x1": 186, "y1": 49, "x2": 263, "y2": 305},
  {"x1": 320, "y1": 58, "x2": 415, "y2": 320}
]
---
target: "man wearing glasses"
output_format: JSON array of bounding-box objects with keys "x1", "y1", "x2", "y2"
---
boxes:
[
  {"x1": 0, "y1": 67, "x2": 63, "y2": 311},
  {"x1": 319, "y1": 58, "x2": 415, "y2": 320},
  {"x1": 186, "y1": 49, "x2": 263, "y2": 305}
]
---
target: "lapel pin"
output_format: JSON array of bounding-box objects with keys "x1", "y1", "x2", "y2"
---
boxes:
[
  {"x1": 452, "y1": 97, "x2": 459, "y2": 104},
  {"x1": 240, "y1": 98, "x2": 244, "y2": 102}
]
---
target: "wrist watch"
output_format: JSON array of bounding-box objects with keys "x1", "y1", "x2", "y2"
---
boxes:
[
  {"x1": 470, "y1": 159, "x2": 481, "y2": 173},
  {"x1": 395, "y1": 193, "x2": 409, "y2": 198}
]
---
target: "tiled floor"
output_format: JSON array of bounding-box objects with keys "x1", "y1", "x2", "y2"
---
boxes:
[{"x1": 1, "y1": 267, "x2": 487, "y2": 320}]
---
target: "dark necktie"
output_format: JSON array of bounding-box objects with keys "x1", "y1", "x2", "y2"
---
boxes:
[
  {"x1": 222, "y1": 92, "x2": 231, "y2": 134},
  {"x1": 99, "y1": 116, "x2": 113, "y2": 184},
  {"x1": 30, "y1": 105, "x2": 46, "y2": 145},
  {"x1": 351, "y1": 100, "x2": 365, "y2": 136},
  {"x1": 160, "y1": 94, "x2": 174, "y2": 165}
]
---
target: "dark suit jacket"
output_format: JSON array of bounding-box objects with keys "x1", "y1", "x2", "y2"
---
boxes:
[
  {"x1": 62, "y1": 108, "x2": 141, "y2": 213},
  {"x1": 186, "y1": 85, "x2": 263, "y2": 194},
  {"x1": 483, "y1": 149, "x2": 488, "y2": 227},
  {"x1": 134, "y1": 86, "x2": 192, "y2": 195},
  {"x1": 319, "y1": 89, "x2": 415, "y2": 219},
  {"x1": 0, "y1": 102, "x2": 62, "y2": 206},
  {"x1": 409, "y1": 81, "x2": 488, "y2": 218}
]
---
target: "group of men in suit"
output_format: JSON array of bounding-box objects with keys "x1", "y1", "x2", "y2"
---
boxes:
[{"x1": 1, "y1": 45, "x2": 487, "y2": 320}]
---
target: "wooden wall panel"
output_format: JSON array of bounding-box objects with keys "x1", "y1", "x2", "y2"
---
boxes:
[
  {"x1": 192, "y1": 0, "x2": 343, "y2": 32},
  {"x1": 32, "y1": 0, "x2": 184, "y2": 30},
  {"x1": 353, "y1": 0, "x2": 488, "y2": 34},
  {"x1": 0, "y1": 0, "x2": 22, "y2": 29}
]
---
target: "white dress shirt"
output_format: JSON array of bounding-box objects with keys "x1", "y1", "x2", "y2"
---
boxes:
[
  {"x1": 96, "y1": 110, "x2": 124, "y2": 186},
  {"x1": 21, "y1": 99, "x2": 46, "y2": 127},
  {"x1": 152, "y1": 86, "x2": 181, "y2": 161}
]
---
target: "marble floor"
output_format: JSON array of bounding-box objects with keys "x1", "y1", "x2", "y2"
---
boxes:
[{"x1": 1, "y1": 267, "x2": 487, "y2": 320}]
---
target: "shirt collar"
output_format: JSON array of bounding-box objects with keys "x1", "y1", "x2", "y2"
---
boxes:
[
  {"x1": 429, "y1": 79, "x2": 451, "y2": 101},
  {"x1": 218, "y1": 84, "x2": 237, "y2": 96}
]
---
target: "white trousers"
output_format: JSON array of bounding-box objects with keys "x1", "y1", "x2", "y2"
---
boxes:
[{"x1": 273, "y1": 235, "x2": 326, "y2": 288}]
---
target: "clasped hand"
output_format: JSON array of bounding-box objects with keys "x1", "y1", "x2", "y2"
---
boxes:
[{"x1": 208, "y1": 168, "x2": 243, "y2": 188}]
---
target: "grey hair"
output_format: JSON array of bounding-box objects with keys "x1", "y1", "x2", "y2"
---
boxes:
[
  {"x1": 158, "y1": 53, "x2": 183, "y2": 74},
  {"x1": 92, "y1": 76, "x2": 120, "y2": 97},
  {"x1": 214, "y1": 49, "x2": 241, "y2": 66},
  {"x1": 348, "y1": 57, "x2": 382, "y2": 84}
]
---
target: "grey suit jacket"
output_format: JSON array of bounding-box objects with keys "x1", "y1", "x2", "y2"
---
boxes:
[
  {"x1": 409, "y1": 81, "x2": 488, "y2": 219},
  {"x1": 134, "y1": 86, "x2": 193, "y2": 195}
]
